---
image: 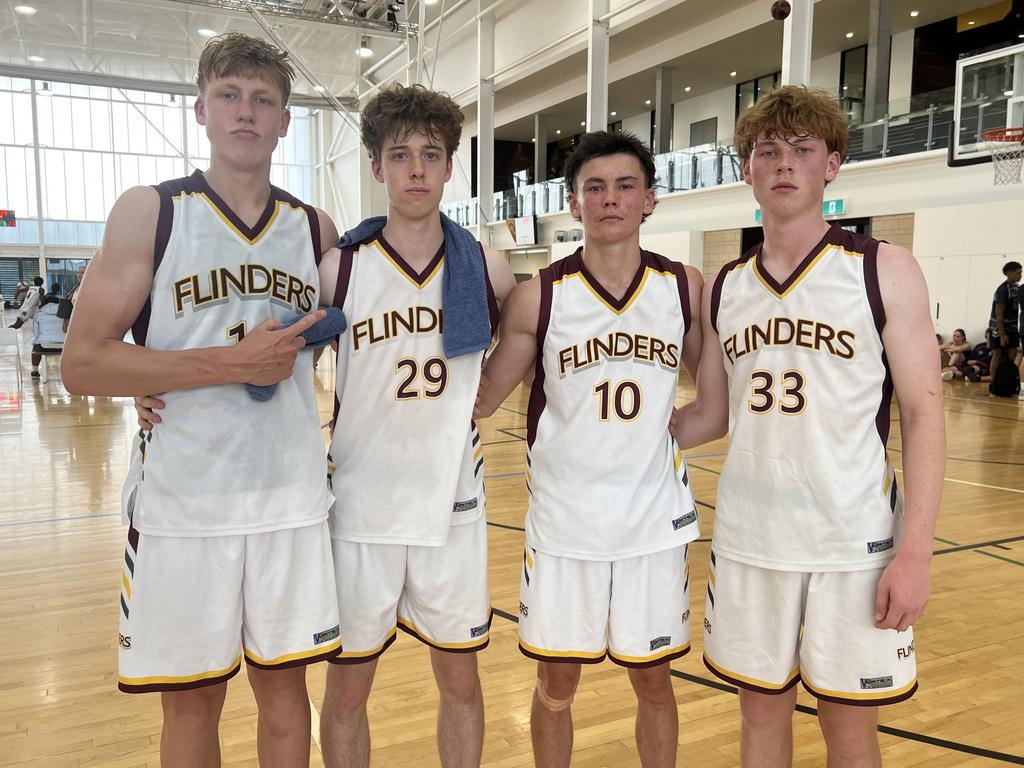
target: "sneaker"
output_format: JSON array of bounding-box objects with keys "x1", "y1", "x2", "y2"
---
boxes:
[
  {"x1": 941, "y1": 370, "x2": 954, "y2": 381},
  {"x1": 30, "y1": 370, "x2": 39, "y2": 378},
  {"x1": 1018, "y1": 389, "x2": 1024, "y2": 400},
  {"x1": 962, "y1": 365, "x2": 981, "y2": 383}
]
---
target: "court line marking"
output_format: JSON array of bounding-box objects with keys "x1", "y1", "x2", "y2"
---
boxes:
[
  {"x1": 0, "y1": 511, "x2": 121, "y2": 528},
  {"x1": 498, "y1": 405, "x2": 528, "y2": 417},
  {"x1": 487, "y1": 608, "x2": 1024, "y2": 765},
  {"x1": 942, "y1": 392, "x2": 1022, "y2": 409},
  {"x1": 893, "y1": 467, "x2": 1024, "y2": 496},
  {"x1": 888, "y1": 446, "x2": 1024, "y2": 467},
  {"x1": 934, "y1": 536, "x2": 1024, "y2": 568}
]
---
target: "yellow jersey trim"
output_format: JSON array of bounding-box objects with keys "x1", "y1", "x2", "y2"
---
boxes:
[
  {"x1": 337, "y1": 627, "x2": 397, "y2": 659},
  {"x1": 172, "y1": 191, "x2": 285, "y2": 246},
  {"x1": 519, "y1": 638, "x2": 607, "y2": 660},
  {"x1": 397, "y1": 615, "x2": 490, "y2": 649},
  {"x1": 803, "y1": 675, "x2": 918, "y2": 702},
  {"x1": 608, "y1": 641, "x2": 690, "y2": 665},
  {"x1": 753, "y1": 244, "x2": 865, "y2": 300},
  {"x1": 244, "y1": 638, "x2": 342, "y2": 666},
  {"x1": 703, "y1": 653, "x2": 800, "y2": 691},
  {"x1": 371, "y1": 239, "x2": 445, "y2": 289},
  {"x1": 118, "y1": 655, "x2": 242, "y2": 686}
]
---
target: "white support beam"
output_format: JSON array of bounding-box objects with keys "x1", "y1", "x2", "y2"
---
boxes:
[
  {"x1": 477, "y1": 0, "x2": 496, "y2": 243},
  {"x1": 781, "y1": 0, "x2": 813, "y2": 86},
  {"x1": 587, "y1": 0, "x2": 610, "y2": 131},
  {"x1": 864, "y1": 0, "x2": 892, "y2": 122},
  {"x1": 535, "y1": 114, "x2": 548, "y2": 183},
  {"x1": 654, "y1": 66, "x2": 672, "y2": 153}
]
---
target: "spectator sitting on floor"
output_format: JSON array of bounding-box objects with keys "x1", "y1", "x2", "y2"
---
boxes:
[
  {"x1": 947, "y1": 342, "x2": 992, "y2": 383},
  {"x1": 939, "y1": 329, "x2": 971, "y2": 374}
]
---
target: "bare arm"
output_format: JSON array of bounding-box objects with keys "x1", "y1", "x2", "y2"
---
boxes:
[
  {"x1": 874, "y1": 243, "x2": 945, "y2": 631},
  {"x1": 316, "y1": 208, "x2": 339, "y2": 253},
  {"x1": 473, "y1": 277, "x2": 541, "y2": 419},
  {"x1": 679, "y1": 266, "x2": 704, "y2": 381},
  {"x1": 673, "y1": 273, "x2": 729, "y2": 449},
  {"x1": 62, "y1": 186, "x2": 322, "y2": 397},
  {"x1": 483, "y1": 246, "x2": 517, "y2": 308}
]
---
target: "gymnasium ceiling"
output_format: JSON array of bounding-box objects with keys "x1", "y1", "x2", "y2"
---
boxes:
[{"x1": 0, "y1": 0, "x2": 1009, "y2": 132}]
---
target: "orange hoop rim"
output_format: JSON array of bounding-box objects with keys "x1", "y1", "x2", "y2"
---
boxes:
[{"x1": 981, "y1": 127, "x2": 1024, "y2": 144}]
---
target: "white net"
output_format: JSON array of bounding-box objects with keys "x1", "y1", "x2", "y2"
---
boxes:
[{"x1": 984, "y1": 131, "x2": 1024, "y2": 185}]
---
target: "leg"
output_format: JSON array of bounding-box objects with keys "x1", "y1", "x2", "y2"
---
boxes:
[
  {"x1": 247, "y1": 664, "x2": 312, "y2": 767},
  {"x1": 817, "y1": 701, "x2": 881, "y2": 768},
  {"x1": 431, "y1": 649, "x2": 484, "y2": 768},
  {"x1": 320, "y1": 660, "x2": 378, "y2": 768},
  {"x1": 160, "y1": 684, "x2": 228, "y2": 768},
  {"x1": 531, "y1": 661, "x2": 581, "y2": 768},
  {"x1": 738, "y1": 687, "x2": 797, "y2": 768},
  {"x1": 627, "y1": 664, "x2": 677, "y2": 768}
]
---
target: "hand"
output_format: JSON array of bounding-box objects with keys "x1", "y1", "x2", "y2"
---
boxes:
[
  {"x1": 874, "y1": 552, "x2": 931, "y2": 631},
  {"x1": 135, "y1": 394, "x2": 166, "y2": 430},
  {"x1": 231, "y1": 311, "x2": 325, "y2": 387}
]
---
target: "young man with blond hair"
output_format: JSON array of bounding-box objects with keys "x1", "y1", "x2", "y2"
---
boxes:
[
  {"x1": 674, "y1": 86, "x2": 944, "y2": 767},
  {"x1": 63, "y1": 33, "x2": 340, "y2": 766}
]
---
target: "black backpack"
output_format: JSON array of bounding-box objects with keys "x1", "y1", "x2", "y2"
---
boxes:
[{"x1": 988, "y1": 356, "x2": 1021, "y2": 397}]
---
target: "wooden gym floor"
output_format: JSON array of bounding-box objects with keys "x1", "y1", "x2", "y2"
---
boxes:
[{"x1": 1, "y1": 326, "x2": 1022, "y2": 767}]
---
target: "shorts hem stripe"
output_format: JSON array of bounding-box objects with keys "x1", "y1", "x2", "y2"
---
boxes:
[
  {"x1": 118, "y1": 659, "x2": 242, "y2": 694},
  {"x1": 518, "y1": 641, "x2": 607, "y2": 665},
  {"x1": 329, "y1": 629, "x2": 397, "y2": 664},
  {"x1": 608, "y1": 643, "x2": 691, "y2": 669},
  {"x1": 802, "y1": 677, "x2": 919, "y2": 706},
  {"x1": 244, "y1": 639, "x2": 342, "y2": 670},
  {"x1": 702, "y1": 653, "x2": 801, "y2": 694},
  {"x1": 396, "y1": 609, "x2": 492, "y2": 654}
]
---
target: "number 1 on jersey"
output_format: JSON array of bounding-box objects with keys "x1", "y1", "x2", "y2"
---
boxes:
[
  {"x1": 593, "y1": 379, "x2": 642, "y2": 422},
  {"x1": 226, "y1": 321, "x2": 247, "y2": 343}
]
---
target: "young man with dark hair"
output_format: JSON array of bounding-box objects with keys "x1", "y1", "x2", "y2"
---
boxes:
[
  {"x1": 317, "y1": 83, "x2": 516, "y2": 768},
  {"x1": 8, "y1": 275, "x2": 44, "y2": 329},
  {"x1": 474, "y1": 130, "x2": 703, "y2": 768},
  {"x1": 674, "y1": 85, "x2": 944, "y2": 767},
  {"x1": 63, "y1": 32, "x2": 340, "y2": 767},
  {"x1": 987, "y1": 260, "x2": 1021, "y2": 393}
]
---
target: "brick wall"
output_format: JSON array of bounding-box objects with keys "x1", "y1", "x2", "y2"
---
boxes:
[
  {"x1": 871, "y1": 213, "x2": 914, "y2": 252},
  {"x1": 702, "y1": 229, "x2": 743, "y2": 279}
]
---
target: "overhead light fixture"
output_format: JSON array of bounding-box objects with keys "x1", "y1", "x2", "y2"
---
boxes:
[
  {"x1": 168, "y1": 94, "x2": 177, "y2": 105},
  {"x1": 357, "y1": 38, "x2": 373, "y2": 57},
  {"x1": 845, "y1": 32, "x2": 854, "y2": 38},
  {"x1": 968, "y1": 20, "x2": 975, "y2": 25},
  {"x1": 910, "y1": 10, "x2": 919, "y2": 17},
  {"x1": 14, "y1": 5, "x2": 37, "y2": 15},
  {"x1": 645, "y1": 99, "x2": 651, "y2": 105},
  {"x1": 1005, "y1": 90, "x2": 1015, "y2": 96},
  {"x1": 1019, "y1": 33, "x2": 1024, "y2": 38},
  {"x1": 685, "y1": 86, "x2": 691, "y2": 92},
  {"x1": 198, "y1": 28, "x2": 217, "y2": 37},
  {"x1": 314, "y1": 85, "x2": 326, "y2": 92},
  {"x1": 27, "y1": 55, "x2": 44, "y2": 63},
  {"x1": 37, "y1": 81, "x2": 52, "y2": 97},
  {"x1": 730, "y1": 71, "x2": 737, "y2": 77},
  {"x1": 580, "y1": 121, "x2": 585, "y2": 126},
  {"x1": 556, "y1": 129, "x2": 562, "y2": 135},
  {"x1": 610, "y1": 111, "x2": 617, "y2": 116},
  {"x1": 531, "y1": 138, "x2": 536, "y2": 142}
]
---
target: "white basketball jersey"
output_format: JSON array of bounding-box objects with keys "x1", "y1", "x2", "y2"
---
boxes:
[
  {"x1": 525, "y1": 249, "x2": 700, "y2": 561},
  {"x1": 126, "y1": 171, "x2": 329, "y2": 537},
  {"x1": 711, "y1": 225, "x2": 903, "y2": 571},
  {"x1": 328, "y1": 235, "x2": 497, "y2": 546}
]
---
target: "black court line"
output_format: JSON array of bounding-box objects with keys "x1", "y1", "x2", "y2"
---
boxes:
[
  {"x1": 944, "y1": 407, "x2": 1024, "y2": 424},
  {"x1": 498, "y1": 405, "x2": 528, "y2": 417},
  {"x1": 487, "y1": 610, "x2": 1024, "y2": 764},
  {"x1": 497, "y1": 428, "x2": 527, "y2": 441},
  {"x1": 482, "y1": 438, "x2": 526, "y2": 446},
  {"x1": 933, "y1": 534, "x2": 1024, "y2": 556},
  {"x1": 501, "y1": 425, "x2": 528, "y2": 432},
  {"x1": 488, "y1": 521, "x2": 525, "y2": 532}
]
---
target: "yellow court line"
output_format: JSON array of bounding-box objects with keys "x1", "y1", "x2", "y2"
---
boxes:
[{"x1": 309, "y1": 696, "x2": 322, "y2": 753}]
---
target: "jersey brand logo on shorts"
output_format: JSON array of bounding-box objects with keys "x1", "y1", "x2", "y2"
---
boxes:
[
  {"x1": 118, "y1": 633, "x2": 132, "y2": 649},
  {"x1": 470, "y1": 622, "x2": 489, "y2": 638},
  {"x1": 557, "y1": 332, "x2": 680, "y2": 376},
  {"x1": 314, "y1": 625, "x2": 340, "y2": 645},
  {"x1": 860, "y1": 675, "x2": 894, "y2": 690},
  {"x1": 650, "y1": 636, "x2": 671, "y2": 651},
  {"x1": 672, "y1": 510, "x2": 697, "y2": 530},
  {"x1": 519, "y1": 601, "x2": 529, "y2": 617},
  {"x1": 866, "y1": 537, "x2": 894, "y2": 554},
  {"x1": 897, "y1": 641, "x2": 915, "y2": 660},
  {"x1": 721, "y1": 317, "x2": 855, "y2": 364},
  {"x1": 172, "y1": 265, "x2": 316, "y2": 316},
  {"x1": 453, "y1": 498, "x2": 478, "y2": 513}
]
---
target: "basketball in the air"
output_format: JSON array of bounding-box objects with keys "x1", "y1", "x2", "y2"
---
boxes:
[{"x1": 771, "y1": 0, "x2": 791, "y2": 20}]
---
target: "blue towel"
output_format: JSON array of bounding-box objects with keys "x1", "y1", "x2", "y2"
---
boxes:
[
  {"x1": 337, "y1": 213, "x2": 490, "y2": 358},
  {"x1": 246, "y1": 307, "x2": 348, "y2": 402}
]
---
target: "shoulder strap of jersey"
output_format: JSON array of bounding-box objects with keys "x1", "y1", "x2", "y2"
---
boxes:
[
  {"x1": 861, "y1": 237, "x2": 884, "y2": 335},
  {"x1": 131, "y1": 183, "x2": 176, "y2": 347},
  {"x1": 332, "y1": 246, "x2": 356, "y2": 311},
  {"x1": 536, "y1": 264, "x2": 554, "y2": 349},
  {"x1": 671, "y1": 262, "x2": 691, "y2": 337}
]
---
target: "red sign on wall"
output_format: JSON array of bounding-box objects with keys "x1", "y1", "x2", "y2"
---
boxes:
[{"x1": 0, "y1": 210, "x2": 15, "y2": 227}]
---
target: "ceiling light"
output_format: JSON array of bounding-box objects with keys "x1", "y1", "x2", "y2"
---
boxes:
[
  {"x1": 845, "y1": 32, "x2": 854, "y2": 38},
  {"x1": 968, "y1": 20, "x2": 975, "y2": 25},
  {"x1": 730, "y1": 71, "x2": 737, "y2": 77},
  {"x1": 424, "y1": 0, "x2": 439, "y2": 4},
  {"x1": 314, "y1": 85, "x2": 326, "y2": 92},
  {"x1": 357, "y1": 38, "x2": 373, "y2": 57},
  {"x1": 198, "y1": 28, "x2": 217, "y2": 37},
  {"x1": 168, "y1": 94, "x2": 177, "y2": 105},
  {"x1": 910, "y1": 10, "x2": 919, "y2": 17},
  {"x1": 14, "y1": 5, "x2": 36, "y2": 15},
  {"x1": 645, "y1": 99, "x2": 651, "y2": 105},
  {"x1": 1019, "y1": 33, "x2": 1024, "y2": 38},
  {"x1": 531, "y1": 138, "x2": 536, "y2": 142},
  {"x1": 27, "y1": 55, "x2": 44, "y2": 63},
  {"x1": 37, "y1": 81, "x2": 52, "y2": 97},
  {"x1": 580, "y1": 121, "x2": 585, "y2": 126},
  {"x1": 556, "y1": 129, "x2": 562, "y2": 135},
  {"x1": 1005, "y1": 90, "x2": 1015, "y2": 96},
  {"x1": 685, "y1": 86, "x2": 691, "y2": 92},
  {"x1": 611, "y1": 111, "x2": 617, "y2": 117}
]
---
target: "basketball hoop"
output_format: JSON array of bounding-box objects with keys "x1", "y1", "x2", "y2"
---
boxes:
[{"x1": 981, "y1": 127, "x2": 1024, "y2": 185}]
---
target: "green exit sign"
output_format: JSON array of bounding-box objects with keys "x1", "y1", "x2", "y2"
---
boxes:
[
  {"x1": 0, "y1": 210, "x2": 14, "y2": 227},
  {"x1": 754, "y1": 199, "x2": 845, "y2": 223}
]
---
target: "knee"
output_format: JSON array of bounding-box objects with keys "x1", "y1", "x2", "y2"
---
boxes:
[
  {"x1": 161, "y1": 686, "x2": 226, "y2": 732},
  {"x1": 627, "y1": 665, "x2": 674, "y2": 705},
  {"x1": 739, "y1": 690, "x2": 795, "y2": 731},
  {"x1": 536, "y1": 663, "x2": 581, "y2": 710},
  {"x1": 819, "y1": 703, "x2": 878, "y2": 760},
  {"x1": 435, "y1": 664, "x2": 482, "y2": 705},
  {"x1": 248, "y1": 666, "x2": 308, "y2": 715},
  {"x1": 323, "y1": 664, "x2": 375, "y2": 717}
]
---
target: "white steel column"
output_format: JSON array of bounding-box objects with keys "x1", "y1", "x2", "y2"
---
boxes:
[
  {"x1": 29, "y1": 80, "x2": 46, "y2": 267},
  {"x1": 587, "y1": 0, "x2": 610, "y2": 131},
  {"x1": 781, "y1": 0, "x2": 813, "y2": 86},
  {"x1": 477, "y1": 0, "x2": 496, "y2": 243}
]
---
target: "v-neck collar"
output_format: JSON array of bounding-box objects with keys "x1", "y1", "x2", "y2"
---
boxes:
[
  {"x1": 375, "y1": 232, "x2": 446, "y2": 288},
  {"x1": 193, "y1": 170, "x2": 280, "y2": 245},
  {"x1": 753, "y1": 224, "x2": 837, "y2": 299},
  {"x1": 574, "y1": 249, "x2": 649, "y2": 314}
]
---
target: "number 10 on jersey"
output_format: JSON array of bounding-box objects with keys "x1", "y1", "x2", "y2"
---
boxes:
[{"x1": 593, "y1": 379, "x2": 643, "y2": 422}]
